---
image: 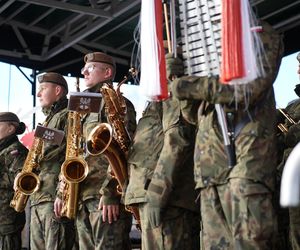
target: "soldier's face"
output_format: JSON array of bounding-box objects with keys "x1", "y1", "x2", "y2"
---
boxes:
[
  {"x1": 37, "y1": 82, "x2": 61, "y2": 108},
  {"x1": 0, "y1": 122, "x2": 14, "y2": 140},
  {"x1": 82, "y1": 62, "x2": 112, "y2": 88}
]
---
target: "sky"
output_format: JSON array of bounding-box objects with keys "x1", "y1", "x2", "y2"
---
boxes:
[{"x1": 0, "y1": 50, "x2": 299, "y2": 133}]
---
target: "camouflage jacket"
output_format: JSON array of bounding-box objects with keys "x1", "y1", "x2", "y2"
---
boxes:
[
  {"x1": 0, "y1": 135, "x2": 28, "y2": 234},
  {"x1": 79, "y1": 82, "x2": 136, "y2": 205},
  {"x1": 172, "y1": 22, "x2": 283, "y2": 191},
  {"x1": 30, "y1": 97, "x2": 69, "y2": 206},
  {"x1": 277, "y1": 98, "x2": 300, "y2": 174},
  {"x1": 125, "y1": 96, "x2": 200, "y2": 212}
]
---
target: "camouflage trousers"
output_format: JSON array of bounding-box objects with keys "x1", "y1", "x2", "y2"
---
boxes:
[
  {"x1": 30, "y1": 202, "x2": 75, "y2": 250},
  {"x1": 76, "y1": 199, "x2": 132, "y2": 250},
  {"x1": 139, "y1": 204, "x2": 200, "y2": 250},
  {"x1": 289, "y1": 207, "x2": 300, "y2": 250},
  {"x1": 0, "y1": 229, "x2": 22, "y2": 250},
  {"x1": 200, "y1": 178, "x2": 277, "y2": 250},
  {"x1": 273, "y1": 166, "x2": 291, "y2": 250}
]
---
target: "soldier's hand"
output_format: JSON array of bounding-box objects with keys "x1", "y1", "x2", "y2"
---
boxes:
[
  {"x1": 165, "y1": 53, "x2": 184, "y2": 81},
  {"x1": 99, "y1": 196, "x2": 119, "y2": 224},
  {"x1": 54, "y1": 198, "x2": 63, "y2": 218}
]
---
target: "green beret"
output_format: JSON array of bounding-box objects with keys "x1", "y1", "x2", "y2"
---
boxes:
[
  {"x1": 38, "y1": 72, "x2": 68, "y2": 93},
  {"x1": 0, "y1": 112, "x2": 20, "y2": 123},
  {"x1": 0, "y1": 112, "x2": 25, "y2": 134},
  {"x1": 84, "y1": 52, "x2": 116, "y2": 69}
]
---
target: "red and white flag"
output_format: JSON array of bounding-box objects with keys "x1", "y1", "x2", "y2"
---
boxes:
[{"x1": 140, "y1": 0, "x2": 168, "y2": 100}]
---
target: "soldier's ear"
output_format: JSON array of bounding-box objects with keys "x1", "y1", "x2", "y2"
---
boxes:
[
  {"x1": 8, "y1": 123, "x2": 16, "y2": 134},
  {"x1": 104, "y1": 67, "x2": 113, "y2": 79},
  {"x1": 55, "y1": 85, "x2": 64, "y2": 96}
]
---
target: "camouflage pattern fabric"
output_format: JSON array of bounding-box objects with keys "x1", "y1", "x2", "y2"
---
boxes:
[
  {"x1": 139, "y1": 203, "x2": 199, "y2": 250},
  {"x1": 30, "y1": 203, "x2": 75, "y2": 250},
  {"x1": 31, "y1": 97, "x2": 69, "y2": 205},
  {"x1": 0, "y1": 230, "x2": 22, "y2": 250},
  {"x1": 289, "y1": 206, "x2": 300, "y2": 250},
  {"x1": 171, "y1": 22, "x2": 284, "y2": 249},
  {"x1": 126, "y1": 97, "x2": 199, "y2": 211},
  {"x1": 276, "y1": 98, "x2": 300, "y2": 250},
  {"x1": 0, "y1": 135, "x2": 27, "y2": 250},
  {"x1": 146, "y1": 97, "x2": 199, "y2": 211},
  {"x1": 200, "y1": 179, "x2": 276, "y2": 250},
  {"x1": 125, "y1": 101, "x2": 164, "y2": 205},
  {"x1": 76, "y1": 199, "x2": 132, "y2": 250},
  {"x1": 125, "y1": 94, "x2": 200, "y2": 249},
  {"x1": 30, "y1": 97, "x2": 75, "y2": 250},
  {"x1": 74, "y1": 82, "x2": 136, "y2": 249}
]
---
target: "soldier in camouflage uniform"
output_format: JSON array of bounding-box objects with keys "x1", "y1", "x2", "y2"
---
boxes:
[
  {"x1": 59, "y1": 52, "x2": 136, "y2": 250},
  {"x1": 30, "y1": 72, "x2": 75, "y2": 250},
  {"x1": 276, "y1": 53, "x2": 300, "y2": 250},
  {"x1": 0, "y1": 112, "x2": 28, "y2": 250},
  {"x1": 170, "y1": 21, "x2": 284, "y2": 249},
  {"x1": 125, "y1": 54, "x2": 200, "y2": 250}
]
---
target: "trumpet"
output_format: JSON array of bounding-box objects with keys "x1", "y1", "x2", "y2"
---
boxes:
[{"x1": 277, "y1": 108, "x2": 297, "y2": 133}]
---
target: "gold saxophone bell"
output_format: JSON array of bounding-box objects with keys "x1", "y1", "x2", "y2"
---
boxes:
[
  {"x1": 86, "y1": 123, "x2": 113, "y2": 156},
  {"x1": 61, "y1": 158, "x2": 89, "y2": 184},
  {"x1": 86, "y1": 122, "x2": 125, "y2": 194},
  {"x1": 60, "y1": 157, "x2": 89, "y2": 219},
  {"x1": 10, "y1": 172, "x2": 40, "y2": 212},
  {"x1": 16, "y1": 172, "x2": 40, "y2": 194}
]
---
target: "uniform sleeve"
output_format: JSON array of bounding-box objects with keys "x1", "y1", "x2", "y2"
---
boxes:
[
  {"x1": 172, "y1": 25, "x2": 283, "y2": 106},
  {"x1": 146, "y1": 101, "x2": 196, "y2": 208},
  {"x1": 42, "y1": 111, "x2": 68, "y2": 162},
  {"x1": 99, "y1": 172, "x2": 120, "y2": 205},
  {"x1": 7, "y1": 144, "x2": 28, "y2": 182}
]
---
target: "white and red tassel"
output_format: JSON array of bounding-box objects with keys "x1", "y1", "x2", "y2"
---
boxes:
[
  {"x1": 140, "y1": 0, "x2": 168, "y2": 100},
  {"x1": 220, "y1": 0, "x2": 264, "y2": 84}
]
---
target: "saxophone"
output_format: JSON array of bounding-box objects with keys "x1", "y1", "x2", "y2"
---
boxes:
[
  {"x1": 87, "y1": 69, "x2": 141, "y2": 228},
  {"x1": 10, "y1": 137, "x2": 42, "y2": 212},
  {"x1": 60, "y1": 111, "x2": 89, "y2": 219}
]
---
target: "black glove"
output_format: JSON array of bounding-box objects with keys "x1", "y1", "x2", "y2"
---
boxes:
[{"x1": 165, "y1": 53, "x2": 184, "y2": 80}]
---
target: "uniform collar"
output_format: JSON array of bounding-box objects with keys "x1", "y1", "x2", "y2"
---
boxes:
[
  {"x1": 42, "y1": 96, "x2": 68, "y2": 121},
  {"x1": 0, "y1": 135, "x2": 18, "y2": 151},
  {"x1": 85, "y1": 80, "x2": 112, "y2": 93}
]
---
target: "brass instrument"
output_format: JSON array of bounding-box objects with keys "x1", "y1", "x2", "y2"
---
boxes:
[
  {"x1": 87, "y1": 68, "x2": 141, "y2": 228},
  {"x1": 278, "y1": 108, "x2": 297, "y2": 133},
  {"x1": 60, "y1": 79, "x2": 89, "y2": 219},
  {"x1": 10, "y1": 137, "x2": 42, "y2": 212}
]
